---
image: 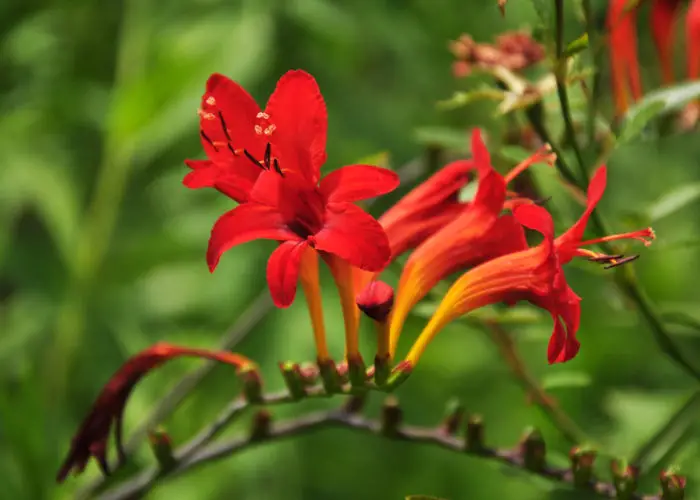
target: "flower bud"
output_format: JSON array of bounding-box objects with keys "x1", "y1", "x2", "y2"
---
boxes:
[
  {"x1": 381, "y1": 396, "x2": 402, "y2": 437},
  {"x1": 520, "y1": 427, "x2": 546, "y2": 472},
  {"x1": 356, "y1": 280, "x2": 394, "y2": 323},
  {"x1": 569, "y1": 445, "x2": 596, "y2": 488},
  {"x1": 464, "y1": 415, "x2": 484, "y2": 452},
  {"x1": 279, "y1": 362, "x2": 306, "y2": 400},
  {"x1": 660, "y1": 467, "x2": 686, "y2": 500},
  {"x1": 148, "y1": 428, "x2": 176, "y2": 472},
  {"x1": 237, "y1": 365, "x2": 263, "y2": 404}
]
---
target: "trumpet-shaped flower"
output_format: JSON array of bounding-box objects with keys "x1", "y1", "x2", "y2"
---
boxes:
[
  {"x1": 56, "y1": 344, "x2": 253, "y2": 483},
  {"x1": 400, "y1": 166, "x2": 654, "y2": 368},
  {"x1": 607, "y1": 0, "x2": 643, "y2": 116},
  {"x1": 199, "y1": 71, "x2": 400, "y2": 361},
  {"x1": 388, "y1": 129, "x2": 555, "y2": 355}
]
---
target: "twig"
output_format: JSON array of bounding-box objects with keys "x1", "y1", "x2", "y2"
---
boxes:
[
  {"x1": 96, "y1": 403, "x2": 668, "y2": 500},
  {"x1": 77, "y1": 157, "x2": 431, "y2": 498},
  {"x1": 481, "y1": 321, "x2": 590, "y2": 445}
]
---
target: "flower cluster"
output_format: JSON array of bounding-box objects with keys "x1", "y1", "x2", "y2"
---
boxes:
[
  {"x1": 450, "y1": 32, "x2": 546, "y2": 77},
  {"x1": 607, "y1": 0, "x2": 700, "y2": 116},
  {"x1": 56, "y1": 70, "x2": 654, "y2": 483}
]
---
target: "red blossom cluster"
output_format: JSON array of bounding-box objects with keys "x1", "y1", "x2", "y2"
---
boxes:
[
  {"x1": 608, "y1": 0, "x2": 700, "y2": 116},
  {"x1": 56, "y1": 70, "x2": 655, "y2": 483},
  {"x1": 450, "y1": 32, "x2": 546, "y2": 77}
]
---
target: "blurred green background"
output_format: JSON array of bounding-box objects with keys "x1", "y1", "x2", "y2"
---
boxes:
[{"x1": 2, "y1": 0, "x2": 700, "y2": 499}]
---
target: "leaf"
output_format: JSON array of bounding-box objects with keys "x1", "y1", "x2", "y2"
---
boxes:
[
  {"x1": 541, "y1": 371, "x2": 592, "y2": 390},
  {"x1": 646, "y1": 182, "x2": 700, "y2": 222},
  {"x1": 563, "y1": 33, "x2": 589, "y2": 58},
  {"x1": 618, "y1": 80, "x2": 700, "y2": 143},
  {"x1": 436, "y1": 88, "x2": 503, "y2": 111},
  {"x1": 413, "y1": 127, "x2": 470, "y2": 151},
  {"x1": 352, "y1": 151, "x2": 390, "y2": 169}
]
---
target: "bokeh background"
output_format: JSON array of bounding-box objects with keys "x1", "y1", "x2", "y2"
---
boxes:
[{"x1": 2, "y1": 0, "x2": 700, "y2": 499}]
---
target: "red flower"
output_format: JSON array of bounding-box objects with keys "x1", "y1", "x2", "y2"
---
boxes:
[
  {"x1": 388, "y1": 129, "x2": 555, "y2": 355},
  {"x1": 399, "y1": 166, "x2": 654, "y2": 367},
  {"x1": 203, "y1": 72, "x2": 400, "y2": 309},
  {"x1": 651, "y1": 0, "x2": 683, "y2": 84},
  {"x1": 56, "y1": 344, "x2": 253, "y2": 483},
  {"x1": 688, "y1": 0, "x2": 700, "y2": 81},
  {"x1": 607, "y1": 0, "x2": 643, "y2": 116},
  {"x1": 183, "y1": 70, "x2": 328, "y2": 202}
]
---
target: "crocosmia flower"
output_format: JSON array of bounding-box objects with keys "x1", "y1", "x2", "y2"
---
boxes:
[
  {"x1": 398, "y1": 166, "x2": 654, "y2": 368},
  {"x1": 388, "y1": 129, "x2": 555, "y2": 354},
  {"x1": 198, "y1": 70, "x2": 399, "y2": 361},
  {"x1": 56, "y1": 344, "x2": 253, "y2": 483},
  {"x1": 607, "y1": 0, "x2": 643, "y2": 116}
]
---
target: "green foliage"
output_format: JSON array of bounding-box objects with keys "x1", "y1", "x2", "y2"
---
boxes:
[{"x1": 1, "y1": 0, "x2": 700, "y2": 499}]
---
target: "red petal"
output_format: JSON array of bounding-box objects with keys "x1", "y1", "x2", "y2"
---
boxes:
[
  {"x1": 183, "y1": 159, "x2": 260, "y2": 203},
  {"x1": 185, "y1": 159, "x2": 210, "y2": 170},
  {"x1": 547, "y1": 285, "x2": 581, "y2": 364},
  {"x1": 513, "y1": 203, "x2": 555, "y2": 241},
  {"x1": 266, "y1": 240, "x2": 309, "y2": 307},
  {"x1": 207, "y1": 204, "x2": 298, "y2": 271},
  {"x1": 470, "y1": 128, "x2": 492, "y2": 174},
  {"x1": 607, "y1": 0, "x2": 643, "y2": 114},
  {"x1": 651, "y1": 0, "x2": 681, "y2": 83},
  {"x1": 313, "y1": 203, "x2": 390, "y2": 272},
  {"x1": 319, "y1": 165, "x2": 400, "y2": 203},
  {"x1": 264, "y1": 70, "x2": 328, "y2": 183},
  {"x1": 554, "y1": 165, "x2": 607, "y2": 263},
  {"x1": 688, "y1": 0, "x2": 700, "y2": 79},
  {"x1": 201, "y1": 73, "x2": 264, "y2": 158}
]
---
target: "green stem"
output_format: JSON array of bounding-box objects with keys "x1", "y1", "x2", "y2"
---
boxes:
[{"x1": 554, "y1": 0, "x2": 588, "y2": 183}]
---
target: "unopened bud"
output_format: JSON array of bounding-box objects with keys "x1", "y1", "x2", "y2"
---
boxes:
[
  {"x1": 611, "y1": 459, "x2": 639, "y2": 499},
  {"x1": 249, "y1": 409, "x2": 272, "y2": 441},
  {"x1": 342, "y1": 393, "x2": 368, "y2": 414},
  {"x1": 660, "y1": 467, "x2": 686, "y2": 500},
  {"x1": 148, "y1": 428, "x2": 176, "y2": 472},
  {"x1": 569, "y1": 446, "x2": 596, "y2": 488},
  {"x1": 381, "y1": 396, "x2": 402, "y2": 437},
  {"x1": 279, "y1": 362, "x2": 306, "y2": 400},
  {"x1": 298, "y1": 362, "x2": 319, "y2": 386},
  {"x1": 356, "y1": 280, "x2": 394, "y2": 323},
  {"x1": 520, "y1": 428, "x2": 546, "y2": 472},
  {"x1": 237, "y1": 365, "x2": 263, "y2": 404},
  {"x1": 441, "y1": 399, "x2": 465, "y2": 435},
  {"x1": 464, "y1": 415, "x2": 484, "y2": 452},
  {"x1": 317, "y1": 358, "x2": 342, "y2": 394}
]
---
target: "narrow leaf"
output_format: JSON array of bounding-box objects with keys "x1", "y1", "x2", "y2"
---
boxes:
[{"x1": 646, "y1": 182, "x2": 700, "y2": 222}]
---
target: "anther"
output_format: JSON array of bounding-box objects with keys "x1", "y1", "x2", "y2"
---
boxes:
[
  {"x1": 217, "y1": 111, "x2": 232, "y2": 142},
  {"x1": 533, "y1": 196, "x2": 552, "y2": 206},
  {"x1": 200, "y1": 130, "x2": 218, "y2": 152},
  {"x1": 206, "y1": 96, "x2": 216, "y2": 106},
  {"x1": 603, "y1": 254, "x2": 640, "y2": 269},
  {"x1": 587, "y1": 254, "x2": 624, "y2": 263}
]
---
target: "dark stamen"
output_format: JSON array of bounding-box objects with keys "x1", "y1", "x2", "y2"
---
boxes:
[
  {"x1": 273, "y1": 158, "x2": 285, "y2": 177},
  {"x1": 264, "y1": 143, "x2": 271, "y2": 169},
  {"x1": 217, "y1": 111, "x2": 232, "y2": 142},
  {"x1": 588, "y1": 254, "x2": 624, "y2": 263},
  {"x1": 200, "y1": 130, "x2": 218, "y2": 152},
  {"x1": 533, "y1": 196, "x2": 552, "y2": 206},
  {"x1": 604, "y1": 254, "x2": 640, "y2": 270},
  {"x1": 243, "y1": 149, "x2": 266, "y2": 170},
  {"x1": 227, "y1": 144, "x2": 237, "y2": 156}
]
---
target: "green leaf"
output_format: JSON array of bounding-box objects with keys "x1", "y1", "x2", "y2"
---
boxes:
[
  {"x1": 541, "y1": 371, "x2": 592, "y2": 390},
  {"x1": 618, "y1": 80, "x2": 700, "y2": 143},
  {"x1": 563, "y1": 33, "x2": 589, "y2": 58},
  {"x1": 646, "y1": 182, "x2": 700, "y2": 222},
  {"x1": 352, "y1": 151, "x2": 390, "y2": 169},
  {"x1": 413, "y1": 127, "x2": 470, "y2": 151},
  {"x1": 436, "y1": 88, "x2": 503, "y2": 111}
]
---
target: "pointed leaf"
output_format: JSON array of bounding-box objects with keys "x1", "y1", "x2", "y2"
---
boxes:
[{"x1": 646, "y1": 182, "x2": 700, "y2": 222}]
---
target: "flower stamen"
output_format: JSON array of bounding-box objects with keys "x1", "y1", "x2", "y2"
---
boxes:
[{"x1": 504, "y1": 144, "x2": 556, "y2": 184}]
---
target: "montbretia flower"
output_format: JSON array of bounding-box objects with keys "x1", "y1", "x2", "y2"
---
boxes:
[
  {"x1": 607, "y1": 0, "x2": 643, "y2": 116},
  {"x1": 388, "y1": 129, "x2": 555, "y2": 355},
  {"x1": 398, "y1": 165, "x2": 654, "y2": 369},
  {"x1": 56, "y1": 344, "x2": 253, "y2": 483},
  {"x1": 183, "y1": 70, "x2": 328, "y2": 202},
  {"x1": 202, "y1": 71, "x2": 399, "y2": 361},
  {"x1": 607, "y1": 0, "x2": 700, "y2": 118}
]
